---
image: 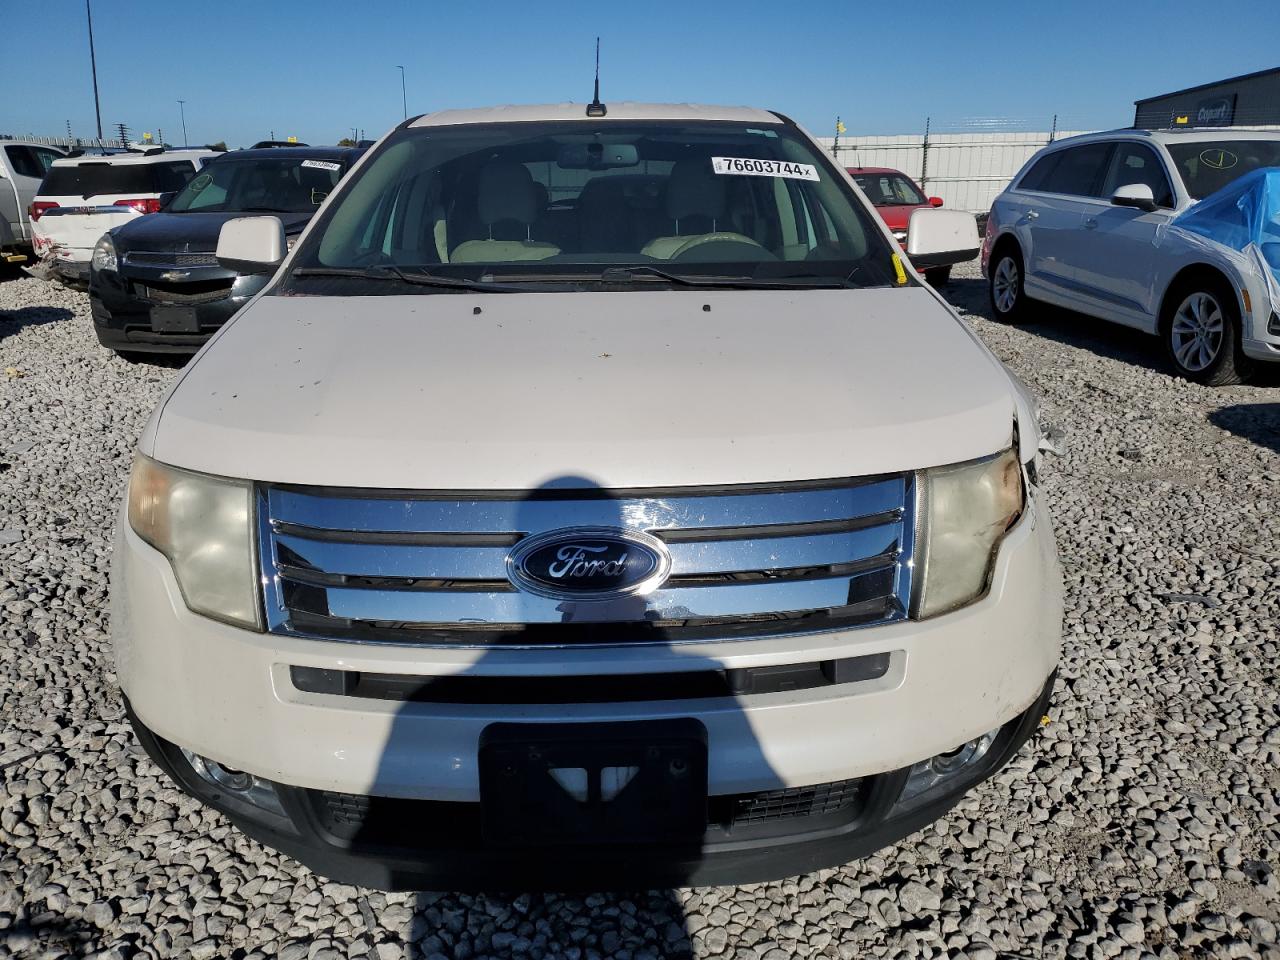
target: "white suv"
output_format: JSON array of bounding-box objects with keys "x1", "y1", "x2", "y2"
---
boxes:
[
  {"x1": 30, "y1": 147, "x2": 217, "y2": 283},
  {"x1": 984, "y1": 128, "x2": 1280, "y2": 384},
  {"x1": 112, "y1": 102, "x2": 1061, "y2": 890}
]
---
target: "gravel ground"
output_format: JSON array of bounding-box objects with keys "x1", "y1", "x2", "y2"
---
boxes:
[{"x1": 1, "y1": 263, "x2": 1278, "y2": 960}]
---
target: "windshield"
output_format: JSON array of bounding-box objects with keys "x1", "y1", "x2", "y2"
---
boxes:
[
  {"x1": 850, "y1": 171, "x2": 927, "y2": 206},
  {"x1": 40, "y1": 160, "x2": 199, "y2": 198},
  {"x1": 284, "y1": 120, "x2": 898, "y2": 291},
  {"x1": 1166, "y1": 139, "x2": 1280, "y2": 200},
  {"x1": 168, "y1": 156, "x2": 344, "y2": 213}
]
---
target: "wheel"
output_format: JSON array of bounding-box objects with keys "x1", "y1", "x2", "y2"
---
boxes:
[
  {"x1": 988, "y1": 246, "x2": 1027, "y2": 323},
  {"x1": 1161, "y1": 278, "x2": 1254, "y2": 386},
  {"x1": 924, "y1": 266, "x2": 951, "y2": 287}
]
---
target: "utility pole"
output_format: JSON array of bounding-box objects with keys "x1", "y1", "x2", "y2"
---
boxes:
[
  {"x1": 177, "y1": 100, "x2": 188, "y2": 147},
  {"x1": 157, "y1": 127, "x2": 164, "y2": 148},
  {"x1": 115, "y1": 122, "x2": 129, "y2": 148},
  {"x1": 396, "y1": 65, "x2": 407, "y2": 120},
  {"x1": 86, "y1": 0, "x2": 103, "y2": 139}
]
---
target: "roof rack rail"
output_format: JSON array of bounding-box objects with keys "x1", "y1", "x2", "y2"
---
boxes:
[{"x1": 250, "y1": 140, "x2": 310, "y2": 149}]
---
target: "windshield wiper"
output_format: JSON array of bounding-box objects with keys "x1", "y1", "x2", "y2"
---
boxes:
[
  {"x1": 488, "y1": 265, "x2": 850, "y2": 289},
  {"x1": 290, "y1": 265, "x2": 525, "y2": 292}
]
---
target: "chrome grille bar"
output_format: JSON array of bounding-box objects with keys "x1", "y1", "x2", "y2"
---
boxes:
[{"x1": 259, "y1": 475, "x2": 917, "y2": 646}]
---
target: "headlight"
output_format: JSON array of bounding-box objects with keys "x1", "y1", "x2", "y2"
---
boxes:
[
  {"x1": 127, "y1": 454, "x2": 261, "y2": 629},
  {"x1": 92, "y1": 234, "x2": 117, "y2": 272},
  {"x1": 913, "y1": 447, "x2": 1025, "y2": 619}
]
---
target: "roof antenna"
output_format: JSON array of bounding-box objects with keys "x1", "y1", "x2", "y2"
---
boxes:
[{"x1": 586, "y1": 37, "x2": 607, "y2": 117}]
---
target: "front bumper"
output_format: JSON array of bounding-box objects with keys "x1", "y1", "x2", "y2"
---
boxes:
[
  {"x1": 89, "y1": 267, "x2": 264, "y2": 354},
  {"x1": 125, "y1": 671, "x2": 1055, "y2": 890},
  {"x1": 112, "y1": 487, "x2": 1062, "y2": 888}
]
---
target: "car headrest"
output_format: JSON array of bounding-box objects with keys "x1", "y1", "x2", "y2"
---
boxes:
[
  {"x1": 666, "y1": 160, "x2": 726, "y2": 222},
  {"x1": 477, "y1": 162, "x2": 540, "y2": 227}
]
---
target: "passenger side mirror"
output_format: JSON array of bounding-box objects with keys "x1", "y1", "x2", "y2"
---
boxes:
[
  {"x1": 905, "y1": 209, "x2": 979, "y2": 269},
  {"x1": 928, "y1": 196, "x2": 944, "y2": 208},
  {"x1": 1110, "y1": 183, "x2": 1157, "y2": 213},
  {"x1": 216, "y1": 216, "x2": 286, "y2": 275}
]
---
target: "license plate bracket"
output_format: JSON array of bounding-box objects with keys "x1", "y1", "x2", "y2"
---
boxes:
[
  {"x1": 479, "y1": 719, "x2": 708, "y2": 846},
  {"x1": 150, "y1": 305, "x2": 199, "y2": 333}
]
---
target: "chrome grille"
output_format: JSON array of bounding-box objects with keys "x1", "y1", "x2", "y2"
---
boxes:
[
  {"x1": 124, "y1": 250, "x2": 218, "y2": 267},
  {"x1": 259, "y1": 476, "x2": 916, "y2": 646}
]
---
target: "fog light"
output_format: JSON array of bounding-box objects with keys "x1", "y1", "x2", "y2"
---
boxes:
[
  {"x1": 181, "y1": 748, "x2": 285, "y2": 816},
  {"x1": 897, "y1": 729, "x2": 998, "y2": 808}
]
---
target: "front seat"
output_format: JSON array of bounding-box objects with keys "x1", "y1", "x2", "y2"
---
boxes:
[
  {"x1": 450, "y1": 163, "x2": 560, "y2": 263},
  {"x1": 641, "y1": 161, "x2": 759, "y2": 260}
]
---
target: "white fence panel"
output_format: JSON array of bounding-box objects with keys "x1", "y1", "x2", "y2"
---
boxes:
[{"x1": 817, "y1": 130, "x2": 1094, "y2": 214}]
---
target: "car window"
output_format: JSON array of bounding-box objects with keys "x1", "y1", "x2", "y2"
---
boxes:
[
  {"x1": 1100, "y1": 142, "x2": 1174, "y2": 208},
  {"x1": 151, "y1": 160, "x2": 200, "y2": 193},
  {"x1": 289, "y1": 120, "x2": 899, "y2": 291},
  {"x1": 168, "y1": 156, "x2": 346, "y2": 214},
  {"x1": 1165, "y1": 139, "x2": 1280, "y2": 200},
  {"x1": 1036, "y1": 143, "x2": 1114, "y2": 198},
  {"x1": 1017, "y1": 152, "x2": 1062, "y2": 192},
  {"x1": 851, "y1": 173, "x2": 926, "y2": 206},
  {"x1": 5, "y1": 145, "x2": 50, "y2": 180},
  {"x1": 40, "y1": 162, "x2": 158, "y2": 197}
]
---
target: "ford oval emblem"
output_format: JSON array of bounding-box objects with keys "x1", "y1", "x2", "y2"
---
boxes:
[{"x1": 507, "y1": 526, "x2": 671, "y2": 601}]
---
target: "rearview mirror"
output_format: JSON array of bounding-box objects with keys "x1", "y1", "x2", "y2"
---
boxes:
[
  {"x1": 905, "y1": 208, "x2": 979, "y2": 268},
  {"x1": 929, "y1": 196, "x2": 944, "y2": 208},
  {"x1": 216, "y1": 216, "x2": 286, "y2": 275},
  {"x1": 557, "y1": 142, "x2": 639, "y2": 170},
  {"x1": 1111, "y1": 182, "x2": 1157, "y2": 212}
]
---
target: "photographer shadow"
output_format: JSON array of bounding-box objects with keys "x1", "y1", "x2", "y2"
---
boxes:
[{"x1": 346, "y1": 475, "x2": 786, "y2": 956}]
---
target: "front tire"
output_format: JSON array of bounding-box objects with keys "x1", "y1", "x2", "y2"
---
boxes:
[
  {"x1": 1161, "y1": 279, "x2": 1254, "y2": 386},
  {"x1": 988, "y1": 246, "x2": 1027, "y2": 323}
]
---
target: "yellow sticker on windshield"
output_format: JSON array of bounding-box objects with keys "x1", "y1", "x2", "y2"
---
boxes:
[{"x1": 892, "y1": 253, "x2": 907, "y2": 286}]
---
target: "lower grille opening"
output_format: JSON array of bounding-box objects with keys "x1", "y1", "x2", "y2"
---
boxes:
[
  {"x1": 311, "y1": 774, "x2": 869, "y2": 847},
  {"x1": 289, "y1": 652, "x2": 893, "y2": 704}
]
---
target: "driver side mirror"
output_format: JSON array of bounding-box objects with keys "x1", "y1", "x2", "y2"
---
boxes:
[
  {"x1": 928, "y1": 196, "x2": 944, "y2": 208},
  {"x1": 216, "y1": 216, "x2": 286, "y2": 275},
  {"x1": 1110, "y1": 182, "x2": 1158, "y2": 213}
]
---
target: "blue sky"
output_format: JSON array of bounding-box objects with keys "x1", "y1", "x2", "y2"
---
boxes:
[{"x1": 4, "y1": 0, "x2": 1278, "y2": 147}]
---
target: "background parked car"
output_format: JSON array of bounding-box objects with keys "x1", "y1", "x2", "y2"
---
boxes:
[
  {"x1": 847, "y1": 166, "x2": 956, "y2": 284},
  {"x1": 0, "y1": 140, "x2": 65, "y2": 266},
  {"x1": 984, "y1": 127, "x2": 1280, "y2": 384},
  {"x1": 29, "y1": 147, "x2": 219, "y2": 284},
  {"x1": 89, "y1": 145, "x2": 364, "y2": 356}
]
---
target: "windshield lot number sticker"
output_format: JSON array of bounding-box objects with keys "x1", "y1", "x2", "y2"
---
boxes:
[
  {"x1": 712, "y1": 157, "x2": 819, "y2": 181},
  {"x1": 301, "y1": 159, "x2": 341, "y2": 171}
]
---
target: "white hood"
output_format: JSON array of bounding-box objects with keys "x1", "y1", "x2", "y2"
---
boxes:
[{"x1": 150, "y1": 287, "x2": 1016, "y2": 489}]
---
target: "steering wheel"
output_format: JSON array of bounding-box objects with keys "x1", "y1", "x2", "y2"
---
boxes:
[{"x1": 670, "y1": 232, "x2": 769, "y2": 261}]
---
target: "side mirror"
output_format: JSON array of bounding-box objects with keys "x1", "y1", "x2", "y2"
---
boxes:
[
  {"x1": 1110, "y1": 182, "x2": 1157, "y2": 213},
  {"x1": 157, "y1": 191, "x2": 177, "y2": 208},
  {"x1": 905, "y1": 208, "x2": 979, "y2": 268},
  {"x1": 928, "y1": 196, "x2": 944, "y2": 208},
  {"x1": 216, "y1": 216, "x2": 286, "y2": 275}
]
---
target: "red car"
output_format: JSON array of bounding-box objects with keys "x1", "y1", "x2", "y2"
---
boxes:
[{"x1": 847, "y1": 166, "x2": 955, "y2": 285}]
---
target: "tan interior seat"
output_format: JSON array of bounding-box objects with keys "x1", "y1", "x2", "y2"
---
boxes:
[
  {"x1": 640, "y1": 161, "x2": 729, "y2": 260},
  {"x1": 451, "y1": 163, "x2": 560, "y2": 263}
]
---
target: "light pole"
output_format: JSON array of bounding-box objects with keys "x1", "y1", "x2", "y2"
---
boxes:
[
  {"x1": 86, "y1": 0, "x2": 102, "y2": 139},
  {"x1": 177, "y1": 100, "x2": 188, "y2": 147},
  {"x1": 396, "y1": 65, "x2": 407, "y2": 120}
]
